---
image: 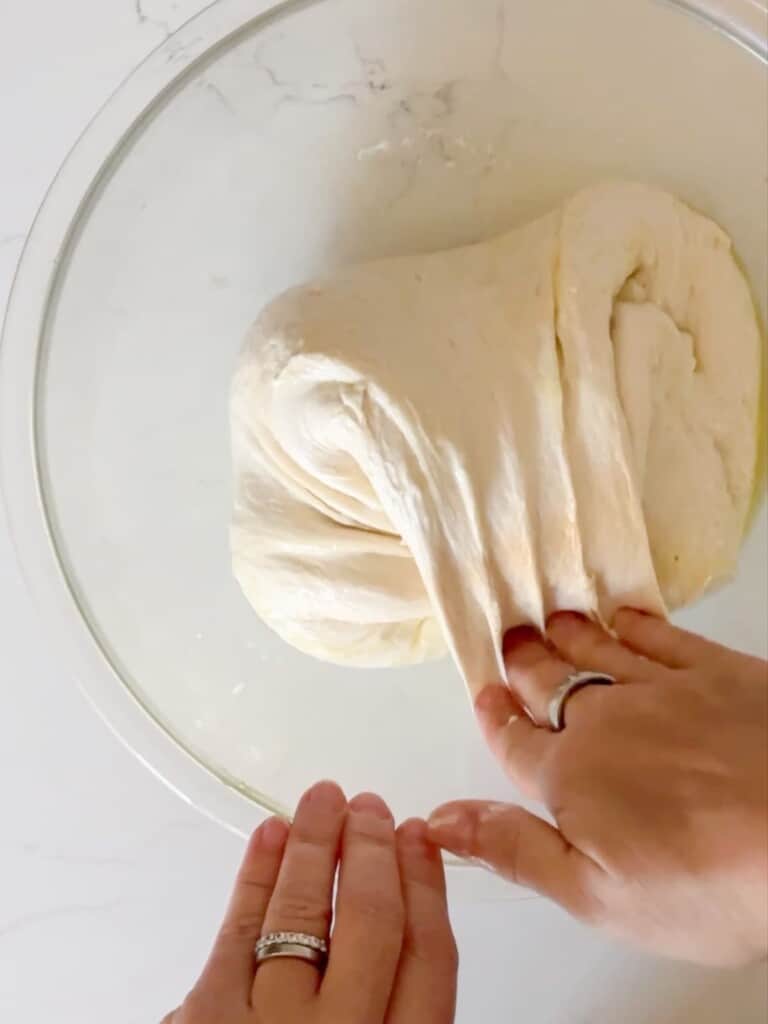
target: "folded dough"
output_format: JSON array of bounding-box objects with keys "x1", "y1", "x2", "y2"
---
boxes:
[{"x1": 231, "y1": 182, "x2": 762, "y2": 695}]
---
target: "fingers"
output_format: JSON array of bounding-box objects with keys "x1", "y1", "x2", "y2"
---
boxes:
[
  {"x1": 547, "y1": 612, "x2": 644, "y2": 681},
  {"x1": 474, "y1": 684, "x2": 556, "y2": 798},
  {"x1": 502, "y1": 614, "x2": 656, "y2": 732},
  {"x1": 323, "y1": 793, "x2": 405, "y2": 1022},
  {"x1": 198, "y1": 816, "x2": 289, "y2": 1003},
  {"x1": 613, "y1": 608, "x2": 727, "y2": 670},
  {"x1": 252, "y1": 781, "x2": 347, "y2": 1007},
  {"x1": 386, "y1": 820, "x2": 458, "y2": 1024},
  {"x1": 427, "y1": 801, "x2": 600, "y2": 919},
  {"x1": 503, "y1": 626, "x2": 574, "y2": 725}
]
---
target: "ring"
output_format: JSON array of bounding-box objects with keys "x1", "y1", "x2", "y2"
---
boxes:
[
  {"x1": 548, "y1": 671, "x2": 616, "y2": 732},
  {"x1": 254, "y1": 931, "x2": 329, "y2": 971}
]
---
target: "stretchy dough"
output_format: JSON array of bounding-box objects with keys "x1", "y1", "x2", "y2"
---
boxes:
[{"x1": 231, "y1": 182, "x2": 762, "y2": 695}]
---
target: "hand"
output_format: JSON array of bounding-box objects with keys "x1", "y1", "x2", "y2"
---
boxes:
[
  {"x1": 427, "y1": 610, "x2": 768, "y2": 966},
  {"x1": 163, "y1": 783, "x2": 457, "y2": 1024}
]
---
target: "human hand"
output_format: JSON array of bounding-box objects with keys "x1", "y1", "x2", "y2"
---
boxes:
[
  {"x1": 163, "y1": 782, "x2": 457, "y2": 1024},
  {"x1": 428, "y1": 610, "x2": 768, "y2": 966}
]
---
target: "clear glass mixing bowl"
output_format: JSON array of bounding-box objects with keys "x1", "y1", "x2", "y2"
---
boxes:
[{"x1": 1, "y1": 0, "x2": 766, "y2": 869}]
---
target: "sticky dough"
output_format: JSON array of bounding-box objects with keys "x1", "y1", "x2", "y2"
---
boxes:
[{"x1": 231, "y1": 182, "x2": 762, "y2": 696}]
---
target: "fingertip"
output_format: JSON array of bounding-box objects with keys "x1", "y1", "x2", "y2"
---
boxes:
[
  {"x1": 501, "y1": 626, "x2": 571, "y2": 720},
  {"x1": 397, "y1": 818, "x2": 449, "y2": 903},
  {"x1": 474, "y1": 685, "x2": 518, "y2": 753},
  {"x1": 301, "y1": 779, "x2": 347, "y2": 812},
  {"x1": 474, "y1": 683, "x2": 517, "y2": 719},
  {"x1": 544, "y1": 608, "x2": 645, "y2": 682},
  {"x1": 252, "y1": 816, "x2": 290, "y2": 853},
  {"x1": 610, "y1": 607, "x2": 709, "y2": 670},
  {"x1": 397, "y1": 818, "x2": 442, "y2": 867},
  {"x1": 546, "y1": 610, "x2": 589, "y2": 634},
  {"x1": 436, "y1": 802, "x2": 597, "y2": 909},
  {"x1": 503, "y1": 624, "x2": 544, "y2": 655},
  {"x1": 397, "y1": 817, "x2": 430, "y2": 845},
  {"x1": 427, "y1": 803, "x2": 474, "y2": 854},
  {"x1": 348, "y1": 791, "x2": 393, "y2": 822}
]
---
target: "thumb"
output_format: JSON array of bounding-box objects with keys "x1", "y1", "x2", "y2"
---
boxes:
[{"x1": 427, "y1": 801, "x2": 601, "y2": 918}]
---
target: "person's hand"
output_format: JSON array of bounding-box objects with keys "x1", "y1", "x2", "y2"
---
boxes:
[
  {"x1": 163, "y1": 782, "x2": 457, "y2": 1024},
  {"x1": 427, "y1": 610, "x2": 768, "y2": 966}
]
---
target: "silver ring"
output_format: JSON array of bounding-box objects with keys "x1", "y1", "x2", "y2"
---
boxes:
[
  {"x1": 254, "y1": 931, "x2": 329, "y2": 971},
  {"x1": 548, "y1": 671, "x2": 615, "y2": 732}
]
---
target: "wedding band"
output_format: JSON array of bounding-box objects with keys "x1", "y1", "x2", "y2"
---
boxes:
[
  {"x1": 548, "y1": 671, "x2": 616, "y2": 732},
  {"x1": 254, "y1": 932, "x2": 329, "y2": 970}
]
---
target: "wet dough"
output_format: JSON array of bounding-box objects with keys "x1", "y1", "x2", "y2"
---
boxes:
[{"x1": 231, "y1": 182, "x2": 762, "y2": 694}]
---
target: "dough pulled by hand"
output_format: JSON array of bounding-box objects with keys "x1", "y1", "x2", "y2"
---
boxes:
[{"x1": 231, "y1": 183, "x2": 762, "y2": 694}]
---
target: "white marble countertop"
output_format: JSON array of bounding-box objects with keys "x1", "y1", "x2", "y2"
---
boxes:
[{"x1": 1, "y1": 2, "x2": 766, "y2": 1022}]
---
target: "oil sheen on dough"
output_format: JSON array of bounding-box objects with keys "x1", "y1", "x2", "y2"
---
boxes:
[{"x1": 231, "y1": 183, "x2": 762, "y2": 696}]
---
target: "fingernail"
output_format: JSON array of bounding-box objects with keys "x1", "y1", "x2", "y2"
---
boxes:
[
  {"x1": 475, "y1": 684, "x2": 508, "y2": 714},
  {"x1": 304, "y1": 780, "x2": 346, "y2": 812},
  {"x1": 258, "y1": 816, "x2": 289, "y2": 852},
  {"x1": 547, "y1": 610, "x2": 587, "y2": 633},
  {"x1": 427, "y1": 807, "x2": 473, "y2": 852},
  {"x1": 503, "y1": 625, "x2": 542, "y2": 652},
  {"x1": 349, "y1": 792, "x2": 393, "y2": 821},
  {"x1": 612, "y1": 607, "x2": 655, "y2": 630},
  {"x1": 478, "y1": 802, "x2": 510, "y2": 823}
]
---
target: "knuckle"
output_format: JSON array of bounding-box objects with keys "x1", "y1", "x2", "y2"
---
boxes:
[
  {"x1": 409, "y1": 924, "x2": 459, "y2": 970},
  {"x1": 569, "y1": 870, "x2": 610, "y2": 926},
  {"x1": 347, "y1": 889, "x2": 405, "y2": 932},
  {"x1": 345, "y1": 819, "x2": 395, "y2": 849},
  {"x1": 223, "y1": 909, "x2": 267, "y2": 941},
  {"x1": 269, "y1": 887, "x2": 332, "y2": 932},
  {"x1": 290, "y1": 827, "x2": 336, "y2": 853},
  {"x1": 238, "y1": 872, "x2": 274, "y2": 894}
]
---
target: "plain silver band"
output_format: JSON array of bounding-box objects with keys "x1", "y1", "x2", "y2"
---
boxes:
[
  {"x1": 254, "y1": 932, "x2": 329, "y2": 971},
  {"x1": 548, "y1": 671, "x2": 616, "y2": 732}
]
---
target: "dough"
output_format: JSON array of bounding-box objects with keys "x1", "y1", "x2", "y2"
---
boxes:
[{"x1": 231, "y1": 182, "x2": 762, "y2": 695}]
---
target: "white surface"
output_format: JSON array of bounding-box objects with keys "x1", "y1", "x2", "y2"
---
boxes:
[
  {"x1": 1, "y1": 3, "x2": 767, "y2": 1024},
  {"x1": 4, "y1": 0, "x2": 767, "y2": 847}
]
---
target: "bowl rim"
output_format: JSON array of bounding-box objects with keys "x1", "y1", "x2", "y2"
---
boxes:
[{"x1": 1, "y1": 0, "x2": 765, "y2": 845}]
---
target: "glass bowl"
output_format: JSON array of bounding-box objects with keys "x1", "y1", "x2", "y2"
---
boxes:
[{"x1": 1, "y1": 0, "x2": 766, "y2": 870}]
